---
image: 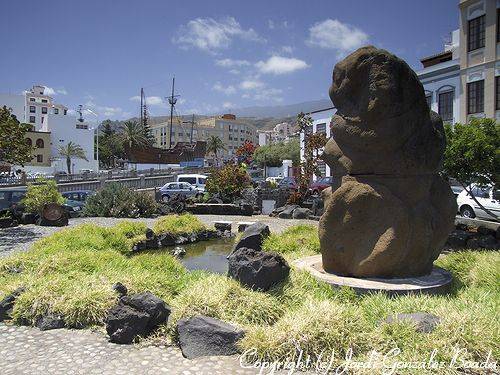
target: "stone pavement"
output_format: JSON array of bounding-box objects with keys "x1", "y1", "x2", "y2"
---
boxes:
[{"x1": 0, "y1": 323, "x2": 260, "y2": 375}]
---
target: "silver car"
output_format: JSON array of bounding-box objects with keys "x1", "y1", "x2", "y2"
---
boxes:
[{"x1": 159, "y1": 182, "x2": 203, "y2": 202}]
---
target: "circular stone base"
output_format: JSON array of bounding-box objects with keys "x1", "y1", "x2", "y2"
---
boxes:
[{"x1": 293, "y1": 255, "x2": 452, "y2": 296}]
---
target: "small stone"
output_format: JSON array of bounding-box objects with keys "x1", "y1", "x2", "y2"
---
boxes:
[
  {"x1": 35, "y1": 313, "x2": 65, "y2": 331},
  {"x1": 214, "y1": 222, "x2": 232, "y2": 232},
  {"x1": 112, "y1": 282, "x2": 128, "y2": 297},
  {"x1": 0, "y1": 287, "x2": 25, "y2": 322},
  {"x1": 384, "y1": 312, "x2": 440, "y2": 333}
]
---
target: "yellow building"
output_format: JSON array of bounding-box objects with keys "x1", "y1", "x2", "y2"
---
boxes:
[
  {"x1": 25, "y1": 130, "x2": 51, "y2": 167},
  {"x1": 151, "y1": 114, "x2": 258, "y2": 158},
  {"x1": 459, "y1": 0, "x2": 500, "y2": 122}
]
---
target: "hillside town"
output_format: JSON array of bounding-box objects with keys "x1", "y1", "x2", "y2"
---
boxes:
[{"x1": 0, "y1": 1, "x2": 499, "y2": 374}]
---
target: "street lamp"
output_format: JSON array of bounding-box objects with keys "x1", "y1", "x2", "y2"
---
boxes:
[{"x1": 85, "y1": 108, "x2": 100, "y2": 173}]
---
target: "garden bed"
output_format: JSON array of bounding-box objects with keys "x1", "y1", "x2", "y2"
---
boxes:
[{"x1": 0, "y1": 221, "x2": 498, "y2": 369}]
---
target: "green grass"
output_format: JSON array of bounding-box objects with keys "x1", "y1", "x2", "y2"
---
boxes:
[
  {"x1": 152, "y1": 213, "x2": 207, "y2": 235},
  {"x1": 0, "y1": 221, "x2": 498, "y2": 372}
]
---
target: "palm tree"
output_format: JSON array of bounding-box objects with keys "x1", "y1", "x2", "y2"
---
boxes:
[
  {"x1": 58, "y1": 142, "x2": 89, "y2": 174},
  {"x1": 120, "y1": 120, "x2": 150, "y2": 149},
  {"x1": 206, "y1": 135, "x2": 226, "y2": 166}
]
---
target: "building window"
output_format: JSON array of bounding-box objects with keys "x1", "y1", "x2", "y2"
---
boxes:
[
  {"x1": 29, "y1": 98, "x2": 35, "y2": 102},
  {"x1": 29, "y1": 116, "x2": 35, "y2": 123},
  {"x1": 36, "y1": 138, "x2": 44, "y2": 148},
  {"x1": 63, "y1": 109, "x2": 67, "y2": 115},
  {"x1": 41, "y1": 107, "x2": 47, "y2": 114},
  {"x1": 468, "y1": 15, "x2": 485, "y2": 52},
  {"x1": 498, "y1": 10, "x2": 500, "y2": 43},
  {"x1": 41, "y1": 99, "x2": 48, "y2": 103},
  {"x1": 36, "y1": 155, "x2": 43, "y2": 163},
  {"x1": 467, "y1": 80, "x2": 484, "y2": 114},
  {"x1": 438, "y1": 91, "x2": 453, "y2": 122},
  {"x1": 425, "y1": 94, "x2": 432, "y2": 108},
  {"x1": 29, "y1": 106, "x2": 36, "y2": 113},
  {"x1": 25, "y1": 138, "x2": 32, "y2": 146},
  {"x1": 316, "y1": 123, "x2": 326, "y2": 134},
  {"x1": 496, "y1": 76, "x2": 500, "y2": 110},
  {"x1": 54, "y1": 108, "x2": 59, "y2": 115}
]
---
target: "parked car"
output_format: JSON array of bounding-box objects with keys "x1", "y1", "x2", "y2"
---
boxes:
[
  {"x1": 0, "y1": 188, "x2": 27, "y2": 210},
  {"x1": 309, "y1": 176, "x2": 334, "y2": 195},
  {"x1": 278, "y1": 177, "x2": 298, "y2": 190},
  {"x1": 265, "y1": 176, "x2": 283, "y2": 185},
  {"x1": 61, "y1": 190, "x2": 93, "y2": 202},
  {"x1": 176, "y1": 174, "x2": 207, "y2": 192},
  {"x1": 159, "y1": 182, "x2": 204, "y2": 202},
  {"x1": 456, "y1": 184, "x2": 500, "y2": 220}
]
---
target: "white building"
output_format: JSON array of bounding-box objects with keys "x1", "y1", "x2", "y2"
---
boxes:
[
  {"x1": 0, "y1": 85, "x2": 97, "y2": 174},
  {"x1": 299, "y1": 107, "x2": 336, "y2": 181},
  {"x1": 417, "y1": 29, "x2": 461, "y2": 124},
  {"x1": 257, "y1": 122, "x2": 294, "y2": 146}
]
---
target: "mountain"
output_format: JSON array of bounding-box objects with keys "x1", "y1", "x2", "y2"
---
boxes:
[{"x1": 227, "y1": 99, "x2": 333, "y2": 118}]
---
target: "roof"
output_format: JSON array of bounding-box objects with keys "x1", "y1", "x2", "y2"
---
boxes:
[{"x1": 420, "y1": 51, "x2": 453, "y2": 68}]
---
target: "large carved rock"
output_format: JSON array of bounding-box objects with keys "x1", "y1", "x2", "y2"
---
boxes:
[{"x1": 319, "y1": 46, "x2": 457, "y2": 278}]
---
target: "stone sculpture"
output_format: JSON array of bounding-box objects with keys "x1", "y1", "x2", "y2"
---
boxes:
[{"x1": 319, "y1": 46, "x2": 457, "y2": 278}]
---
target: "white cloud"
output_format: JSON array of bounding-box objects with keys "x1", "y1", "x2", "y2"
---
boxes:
[
  {"x1": 43, "y1": 86, "x2": 56, "y2": 96},
  {"x1": 240, "y1": 79, "x2": 265, "y2": 90},
  {"x1": 56, "y1": 88, "x2": 68, "y2": 95},
  {"x1": 307, "y1": 19, "x2": 368, "y2": 55},
  {"x1": 213, "y1": 82, "x2": 236, "y2": 95},
  {"x1": 222, "y1": 101, "x2": 234, "y2": 109},
  {"x1": 129, "y1": 95, "x2": 165, "y2": 106},
  {"x1": 255, "y1": 56, "x2": 309, "y2": 75},
  {"x1": 280, "y1": 46, "x2": 293, "y2": 54},
  {"x1": 252, "y1": 87, "x2": 283, "y2": 102},
  {"x1": 229, "y1": 69, "x2": 240, "y2": 75},
  {"x1": 85, "y1": 99, "x2": 128, "y2": 119},
  {"x1": 215, "y1": 58, "x2": 250, "y2": 67},
  {"x1": 268, "y1": 20, "x2": 275, "y2": 30},
  {"x1": 173, "y1": 17, "x2": 264, "y2": 53}
]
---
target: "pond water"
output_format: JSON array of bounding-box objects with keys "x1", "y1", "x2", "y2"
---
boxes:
[{"x1": 165, "y1": 238, "x2": 234, "y2": 274}]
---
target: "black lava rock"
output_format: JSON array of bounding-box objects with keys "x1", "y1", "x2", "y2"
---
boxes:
[
  {"x1": 0, "y1": 287, "x2": 25, "y2": 321},
  {"x1": 35, "y1": 313, "x2": 65, "y2": 331},
  {"x1": 105, "y1": 304, "x2": 150, "y2": 344},
  {"x1": 228, "y1": 247, "x2": 290, "y2": 291},
  {"x1": 232, "y1": 222, "x2": 270, "y2": 253},
  {"x1": 177, "y1": 315, "x2": 245, "y2": 359},
  {"x1": 120, "y1": 292, "x2": 171, "y2": 331}
]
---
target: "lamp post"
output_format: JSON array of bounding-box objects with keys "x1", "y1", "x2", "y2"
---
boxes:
[{"x1": 85, "y1": 108, "x2": 100, "y2": 173}]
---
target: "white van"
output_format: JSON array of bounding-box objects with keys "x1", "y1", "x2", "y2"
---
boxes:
[
  {"x1": 456, "y1": 184, "x2": 499, "y2": 220},
  {"x1": 176, "y1": 174, "x2": 208, "y2": 192}
]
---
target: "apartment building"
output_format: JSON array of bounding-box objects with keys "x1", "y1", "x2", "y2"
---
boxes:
[
  {"x1": 257, "y1": 122, "x2": 294, "y2": 146},
  {"x1": 0, "y1": 85, "x2": 97, "y2": 174},
  {"x1": 459, "y1": 0, "x2": 500, "y2": 122},
  {"x1": 151, "y1": 114, "x2": 257, "y2": 159}
]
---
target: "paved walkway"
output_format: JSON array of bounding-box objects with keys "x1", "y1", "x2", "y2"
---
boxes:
[
  {"x1": 0, "y1": 324, "x2": 259, "y2": 375},
  {"x1": 0, "y1": 215, "x2": 316, "y2": 374}
]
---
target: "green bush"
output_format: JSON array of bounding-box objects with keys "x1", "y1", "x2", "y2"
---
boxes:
[
  {"x1": 83, "y1": 182, "x2": 158, "y2": 218},
  {"x1": 21, "y1": 178, "x2": 65, "y2": 214}
]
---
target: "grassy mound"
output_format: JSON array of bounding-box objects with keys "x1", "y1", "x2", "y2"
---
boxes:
[{"x1": 0, "y1": 221, "x2": 498, "y2": 370}]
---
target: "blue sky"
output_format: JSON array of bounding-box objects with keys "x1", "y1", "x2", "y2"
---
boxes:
[{"x1": 1, "y1": 0, "x2": 457, "y2": 121}]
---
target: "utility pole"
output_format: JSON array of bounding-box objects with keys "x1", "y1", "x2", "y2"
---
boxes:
[
  {"x1": 190, "y1": 114, "x2": 195, "y2": 143},
  {"x1": 140, "y1": 88, "x2": 144, "y2": 126},
  {"x1": 167, "y1": 77, "x2": 179, "y2": 149}
]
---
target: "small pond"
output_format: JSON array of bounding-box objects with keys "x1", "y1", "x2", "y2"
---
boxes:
[{"x1": 165, "y1": 238, "x2": 234, "y2": 274}]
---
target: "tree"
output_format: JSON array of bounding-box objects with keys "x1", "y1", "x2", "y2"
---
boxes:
[
  {"x1": 22, "y1": 178, "x2": 65, "y2": 214},
  {"x1": 58, "y1": 142, "x2": 89, "y2": 174},
  {"x1": 0, "y1": 106, "x2": 33, "y2": 165},
  {"x1": 120, "y1": 120, "x2": 151, "y2": 148},
  {"x1": 253, "y1": 139, "x2": 300, "y2": 167},
  {"x1": 443, "y1": 118, "x2": 500, "y2": 218},
  {"x1": 98, "y1": 120, "x2": 124, "y2": 168},
  {"x1": 206, "y1": 135, "x2": 226, "y2": 166},
  {"x1": 205, "y1": 163, "x2": 251, "y2": 201}
]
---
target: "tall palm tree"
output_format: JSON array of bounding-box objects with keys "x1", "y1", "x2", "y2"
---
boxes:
[
  {"x1": 206, "y1": 135, "x2": 226, "y2": 166},
  {"x1": 120, "y1": 120, "x2": 150, "y2": 149},
  {"x1": 58, "y1": 142, "x2": 89, "y2": 174}
]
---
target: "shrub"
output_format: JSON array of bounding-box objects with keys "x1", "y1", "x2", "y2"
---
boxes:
[
  {"x1": 21, "y1": 178, "x2": 65, "y2": 213},
  {"x1": 153, "y1": 213, "x2": 206, "y2": 235},
  {"x1": 83, "y1": 182, "x2": 158, "y2": 218},
  {"x1": 205, "y1": 163, "x2": 251, "y2": 200}
]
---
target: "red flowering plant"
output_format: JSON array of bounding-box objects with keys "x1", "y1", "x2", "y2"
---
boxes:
[
  {"x1": 205, "y1": 162, "x2": 251, "y2": 202},
  {"x1": 235, "y1": 141, "x2": 257, "y2": 165}
]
